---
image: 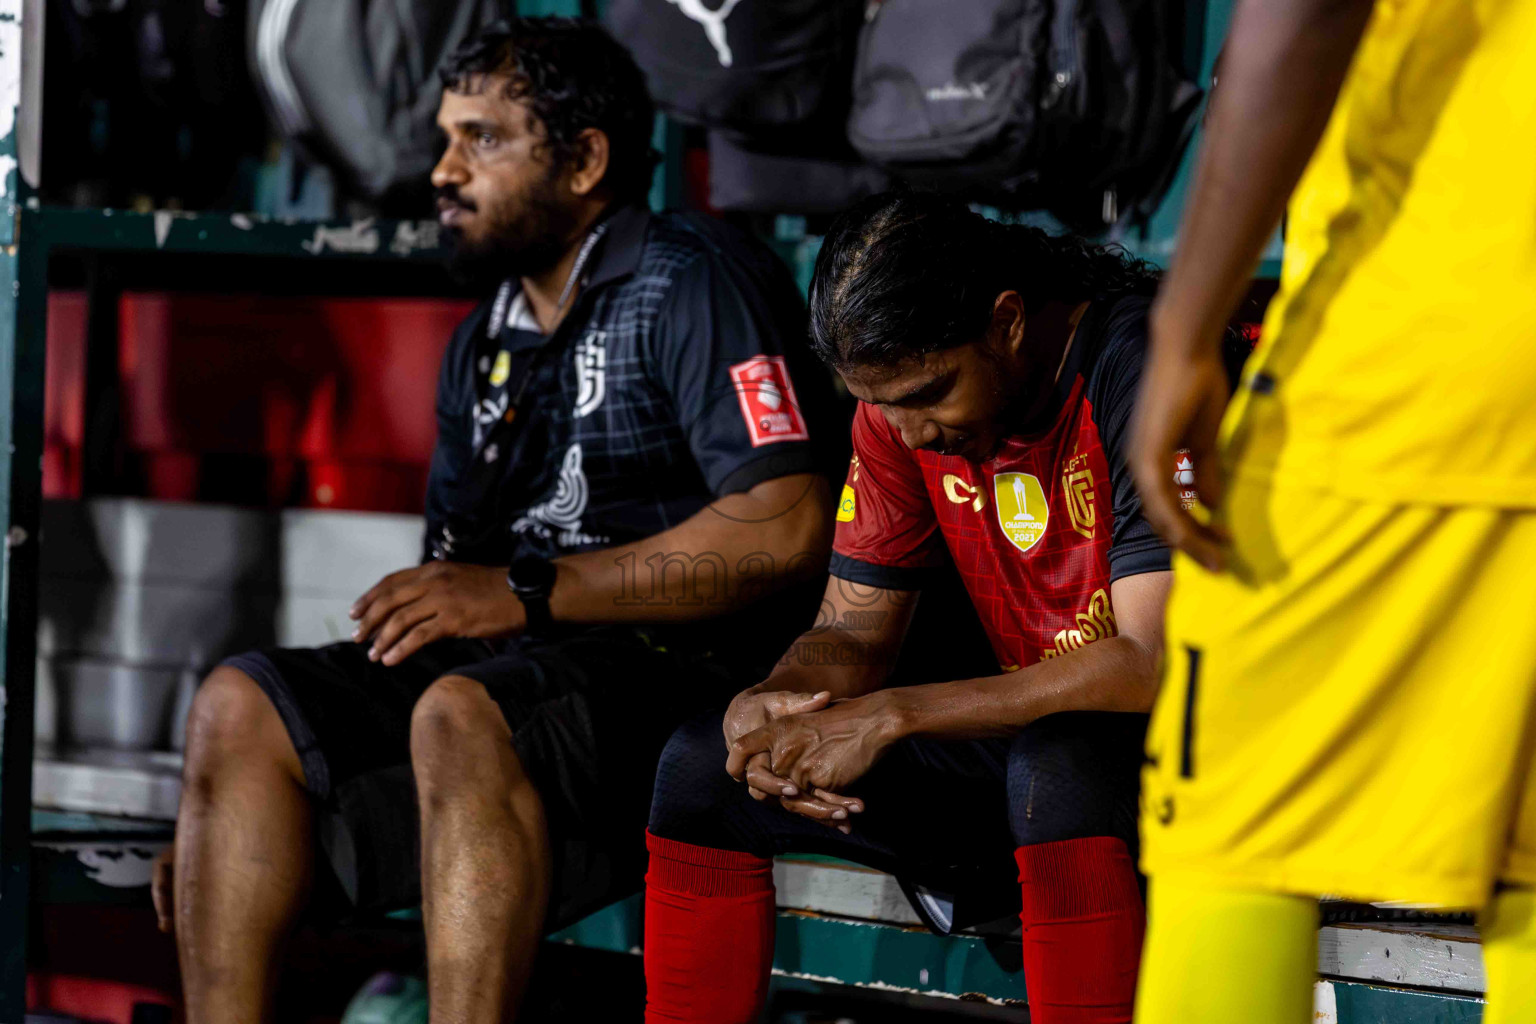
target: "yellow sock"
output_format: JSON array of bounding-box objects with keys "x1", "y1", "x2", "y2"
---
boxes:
[
  {"x1": 1482, "y1": 887, "x2": 1536, "y2": 1024},
  {"x1": 1134, "y1": 877, "x2": 1318, "y2": 1024}
]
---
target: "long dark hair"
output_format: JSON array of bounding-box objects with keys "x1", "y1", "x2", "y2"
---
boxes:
[{"x1": 809, "y1": 191, "x2": 1159, "y2": 370}]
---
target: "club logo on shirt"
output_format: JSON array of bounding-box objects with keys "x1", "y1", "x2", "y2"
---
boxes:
[
  {"x1": 994, "y1": 472, "x2": 1049, "y2": 554},
  {"x1": 573, "y1": 330, "x2": 607, "y2": 418},
  {"x1": 730, "y1": 356, "x2": 810, "y2": 447},
  {"x1": 1064, "y1": 468, "x2": 1097, "y2": 539},
  {"x1": 942, "y1": 473, "x2": 987, "y2": 513},
  {"x1": 836, "y1": 484, "x2": 857, "y2": 522}
]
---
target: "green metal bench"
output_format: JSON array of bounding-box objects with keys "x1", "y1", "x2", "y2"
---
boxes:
[
  {"x1": 549, "y1": 855, "x2": 1489, "y2": 1021},
  {"x1": 31, "y1": 793, "x2": 1492, "y2": 1021}
]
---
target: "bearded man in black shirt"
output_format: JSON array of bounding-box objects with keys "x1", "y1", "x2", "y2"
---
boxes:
[{"x1": 154, "y1": 19, "x2": 837, "y2": 1023}]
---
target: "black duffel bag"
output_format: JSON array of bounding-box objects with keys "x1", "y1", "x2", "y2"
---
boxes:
[
  {"x1": 848, "y1": 0, "x2": 1201, "y2": 231},
  {"x1": 606, "y1": 0, "x2": 865, "y2": 149}
]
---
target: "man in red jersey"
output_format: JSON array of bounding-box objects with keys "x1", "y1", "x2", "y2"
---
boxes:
[{"x1": 640, "y1": 192, "x2": 1242, "y2": 1024}]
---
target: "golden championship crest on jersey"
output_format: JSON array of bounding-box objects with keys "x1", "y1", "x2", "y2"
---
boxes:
[{"x1": 994, "y1": 472, "x2": 1048, "y2": 553}]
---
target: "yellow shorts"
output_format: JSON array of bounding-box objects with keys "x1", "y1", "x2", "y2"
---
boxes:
[{"x1": 1141, "y1": 474, "x2": 1536, "y2": 910}]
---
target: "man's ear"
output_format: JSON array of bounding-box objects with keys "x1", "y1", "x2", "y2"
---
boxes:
[
  {"x1": 990, "y1": 290, "x2": 1027, "y2": 359},
  {"x1": 568, "y1": 128, "x2": 611, "y2": 198}
]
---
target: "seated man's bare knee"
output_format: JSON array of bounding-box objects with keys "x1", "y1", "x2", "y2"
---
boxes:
[
  {"x1": 183, "y1": 666, "x2": 303, "y2": 791},
  {"x1": 410, "y1": 675, "x2": 517, "y2": 779}
]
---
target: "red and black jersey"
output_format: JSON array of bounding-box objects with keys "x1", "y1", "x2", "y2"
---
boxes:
[{"x1": 830, "y1": 295, "x2": 1169, "y2": 672}]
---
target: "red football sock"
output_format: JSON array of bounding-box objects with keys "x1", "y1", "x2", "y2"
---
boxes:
[
  {"x1": 1015, "y1": 837, "x2": 1146, "y2": 1024},
  {"x1": 643, "y1": 830, "x2": 776, "y2": 1024}
]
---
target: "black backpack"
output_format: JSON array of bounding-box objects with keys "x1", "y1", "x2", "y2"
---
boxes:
[
  {"x1": 248, "y1": 0, "x2": 508, "y2": 206},
  {"x1": 848, "y1": 0, "x2": 1201, "y2": 232},
  {"x1": 605, "y1": 0, "x2": 866, "y2": 151}
]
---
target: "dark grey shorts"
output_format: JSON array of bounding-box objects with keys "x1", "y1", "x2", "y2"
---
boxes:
[{"x1": 223, "y1": 626, "x2": 741, "y2": 927}]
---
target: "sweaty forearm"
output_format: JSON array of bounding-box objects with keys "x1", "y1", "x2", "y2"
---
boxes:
[
  {"x1": 545, "y1": 474, "x2": 833, "y2": 626},
  {"x1": 874, "y1": 635, "x2": 1160, "y2": 742},
  {"x1": 1154, "y1": 0, "x2": 1375, "y2": 353},
  {"x1": 751, "y1": 626, "x2": 899, "y2": 702}
]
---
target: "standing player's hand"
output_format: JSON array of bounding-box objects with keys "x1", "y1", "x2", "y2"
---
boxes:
[
  {"x1": 1129, "y1": 315, "x2": 1232, "y2": 573},
  {"x1": 350, "y1": 562, "x2": 526, "y2": 667}
]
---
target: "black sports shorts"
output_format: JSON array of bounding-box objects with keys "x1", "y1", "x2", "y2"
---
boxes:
[
  {"x1": 222, "y1": 626, "x2": 742, "y2": 927},
  {"x1": 649, "y1": 709, "x2": 1149, "y2": 932}
]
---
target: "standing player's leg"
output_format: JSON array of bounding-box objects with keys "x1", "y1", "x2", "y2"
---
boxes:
[
  {"x1": 1483, "y1": 887, "x2": 1536, "y2": 1024},
  {"x1": 1485, "y1": 756, "x2": 1536, "y2": 1024},
  {"x1": 1134, "y1": 880, "x2": 1317, "y2": 1024},
  {"x1": 411, "y1": 674, "x2": 552, "y2": 1021},
  {"x1": 1006, "y1": 712, "x2": 1149, "y2": 1024},
  {"x1": 1483, "y1": 885, "x2": 1536, "y2": 1024},
  {"x1": 1138, "y1": 481, "x2": 1536, "y2": 1024},
  {"x1": 175, "y1": 666, "x2": 316, "y2": 1024}
]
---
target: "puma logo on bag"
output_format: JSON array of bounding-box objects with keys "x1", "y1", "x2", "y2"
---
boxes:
[{"x1": 666, "y1": 0, "x2": 744, "y2": 67}]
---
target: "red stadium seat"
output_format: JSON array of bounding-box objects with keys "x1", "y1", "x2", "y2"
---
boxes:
[{"x1": 45, "y1": 290, "x2": 474, "y2": 511}]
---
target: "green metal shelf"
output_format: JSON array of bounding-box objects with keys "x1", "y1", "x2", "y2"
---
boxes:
[{"x1": 19, "y1": 205, "x2": 448, "y2": 263}]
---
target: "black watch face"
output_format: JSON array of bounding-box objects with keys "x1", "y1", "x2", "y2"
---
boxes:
[{"x1": 509, "y1": 556, "x2": 556, "y2": 594}]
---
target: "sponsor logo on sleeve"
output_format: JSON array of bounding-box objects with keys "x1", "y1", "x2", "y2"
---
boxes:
[
  {"x1": 730, "y1": 355, "x2": 810, "y2": 447},
  {"x1": 1175, "y1": 449, "x2": 1198, "y2": 511},
  {"x1": 836, "y1": 484, "x2": 857, "y2": 522}
]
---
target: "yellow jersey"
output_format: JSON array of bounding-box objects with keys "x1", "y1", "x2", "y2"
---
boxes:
[{"x1": 1224, "y1": 0, "x2": 1536, "y2": 507}]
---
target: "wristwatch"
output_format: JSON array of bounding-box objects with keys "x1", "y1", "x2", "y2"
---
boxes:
[{"x1": 507, "y1": 555, "x2": 557, "y2": 637}]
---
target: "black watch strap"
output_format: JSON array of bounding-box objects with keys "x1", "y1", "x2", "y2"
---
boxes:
[{"x1": 507, "y1": 556, "x2": 557, "y2": 637}]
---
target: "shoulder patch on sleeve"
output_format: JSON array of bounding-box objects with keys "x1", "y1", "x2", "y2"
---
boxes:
[
  {"x1": 836, "y1": 483, "x2": 857, "y2": 522},
  {"x1": 729, "y1": 355, "x2": 810, "y2": 447},
  {"x1": 1175, "y1": 449, "x2": 1199, "y2": 511}
]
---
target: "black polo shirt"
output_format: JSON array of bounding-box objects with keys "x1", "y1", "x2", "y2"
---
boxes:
[{"x1": 422, "y1": 204, "x2": 841, "y2": 655}]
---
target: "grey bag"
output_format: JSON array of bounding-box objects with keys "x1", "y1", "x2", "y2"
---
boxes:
[
  {"x1": 848, "y1": 0, "x2": 1048, "y2": 190},
  {"x1": 848, "y1": 0, "x2": 1200, "y2": 230},
  {"x1": 249, "y1": 0, "x2": 507, "y2": 202}
]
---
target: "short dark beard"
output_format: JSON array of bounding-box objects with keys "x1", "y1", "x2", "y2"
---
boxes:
[{"x1": 439, "y1": 168, "x2": 578, "y2": 292}]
